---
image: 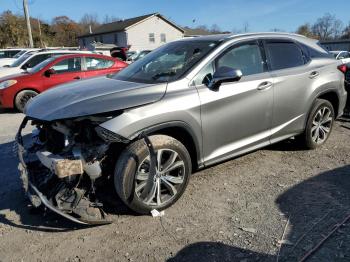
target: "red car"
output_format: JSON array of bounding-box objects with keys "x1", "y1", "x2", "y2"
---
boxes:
[{"x1": 0, "y1": 53, "x2": 127, "y2": 111}]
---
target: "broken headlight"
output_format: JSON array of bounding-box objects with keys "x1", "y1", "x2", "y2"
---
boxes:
[{"x1": 95, "y1": 126, "x2": 130, "y2": 143}]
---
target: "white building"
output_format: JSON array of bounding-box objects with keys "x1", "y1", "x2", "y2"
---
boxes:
[{"x1": 78, "y1": 13, "x2": 185, "y2": 52}]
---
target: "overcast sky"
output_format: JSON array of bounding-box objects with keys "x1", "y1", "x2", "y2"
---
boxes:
[{"x1": 2, "y1": 0, "x2": 349, "y2": 32}]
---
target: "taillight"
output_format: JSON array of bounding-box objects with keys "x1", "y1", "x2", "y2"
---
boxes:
[{"x1": 337, "y1": 64, "x2": 347, "y2": 74}]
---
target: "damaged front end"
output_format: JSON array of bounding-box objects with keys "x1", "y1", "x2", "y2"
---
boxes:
[{"x1": 16, "y1": 115, "x2": 129, "y2": 225}]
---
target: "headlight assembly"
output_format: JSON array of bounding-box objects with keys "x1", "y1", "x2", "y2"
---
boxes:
[{"x1": 0, "y1": 80, "x2": 17, "y2": 89}]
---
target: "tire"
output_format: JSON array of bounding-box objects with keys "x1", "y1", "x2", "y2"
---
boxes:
[
  {"x1": 299, "y1": 99, "x2": 335, "y2": 149},
  {"x1": 15, "y1": 90, "x2": 38, "y2": 112},
  {"x1": 114, "y1": 135, "x2": 192, "y2": 214}
]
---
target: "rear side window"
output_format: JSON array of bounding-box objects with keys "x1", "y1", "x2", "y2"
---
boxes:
[
  {"x1": 265, "y1": 41, "x2": 305, "y2": 71},
  {"x1": 85, "y1": 57, "x2": 114, "y2": 70}
]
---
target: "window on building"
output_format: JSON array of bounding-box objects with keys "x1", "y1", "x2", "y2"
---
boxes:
[
  {"x1": 114, "y1": 33, "x2": 118, "y2": 45},
  {"x1": 160, "y1": 33, "x2": 166, "y2": 43},
  {"x1": 149, "y1": 33, "x2": 155, "y2": 43},
  {"x1": 99, "y1": 35, "x2": 103, "y2": 43}
]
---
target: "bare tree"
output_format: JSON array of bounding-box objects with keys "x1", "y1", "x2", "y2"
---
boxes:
[
  {"x1": 80, "y1": 13, "x2": 100, "y2": 33},
  {"x1": 210, "y1": 24, "x2": 222, "y2": 33},
  {"x1": 103, "y1": 15, "x2": 121, "y2": 24},
  {"x1": 312, "y1": 13, "x2": 343, "y2": 40},
  {"x1": 243, "y1": 22, "x2": 249, "y2": 33},
  {"x1": 342, "y1": 22, "x2": 350, "y2": 39}
]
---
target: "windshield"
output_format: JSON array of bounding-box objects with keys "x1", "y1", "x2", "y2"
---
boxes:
[
  {"x1": 10, "y1": 52, "x2": 33, "y2": 67},
  {"x1": 28, "y1": 57, "x2": 56, "y2": 74},
  {"x1": 114, "y1": 40, "x2": 220, "y2": 84},
  {"x1": 13, "y1": 50, "x2": 26, "y2": 59}
]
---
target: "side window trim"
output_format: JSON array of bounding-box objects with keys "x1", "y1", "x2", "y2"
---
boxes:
[{"x1": 262, "y1": 38, "x2": 310, "y2": 72}]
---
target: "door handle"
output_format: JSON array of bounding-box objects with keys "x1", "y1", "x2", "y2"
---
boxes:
[
  {"x1": 309, "y1": 71, "x2": 319, "y2": 79},
  {"x1": 73, "y1": 76, "x2": 81, "y2": 80},
  {"x1": 257, "y1": 81, "x2": 272, "y2": 91}
]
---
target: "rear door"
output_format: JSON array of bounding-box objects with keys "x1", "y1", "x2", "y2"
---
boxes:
[
  {"x1": 82, "y1": 57, "x2": 117, "y2": 78},
  {"x1": 43, "y1": 57, "x2": 83, "y2": 90},
  {"x1": 263, "y1": 39, "x2": 315, "y2": 142}
]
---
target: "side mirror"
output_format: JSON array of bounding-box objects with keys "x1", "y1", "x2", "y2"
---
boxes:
[
  {"x1": 21, "y1": 63, "x2": 30, "y2": 70},
  {"x1": 207, "y1": 66, "x2": 243, "y2": 90},
  {"x1": 44, "y1": 68, "x2": 56, "y2": 77}
]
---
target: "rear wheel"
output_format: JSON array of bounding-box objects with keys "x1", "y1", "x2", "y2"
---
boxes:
[
  {"x1": 299, "y1": 99, "x2": 334, "y2": 149},
  {"x1": 114, "y1": 135, "x2": 191, "y2": 214},
  {"x1": 15, "y1": 90, "x2": 38, "y2": 112}
]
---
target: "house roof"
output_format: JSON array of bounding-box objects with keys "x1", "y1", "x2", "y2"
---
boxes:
[
  {"x1": 78, "y1": 13, "x2": 184, "y2": 38},
  {"x1": 184, "y1": 28, "x2": 216, "y2": 37}
]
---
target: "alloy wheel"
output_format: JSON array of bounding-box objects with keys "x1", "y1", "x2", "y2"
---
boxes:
[
  {"x1": 135, "y1": 149, "x2": 185, "y2": 207},
  {"x1": 311, "y1": 106, "x2": 333, "y2": 144}
]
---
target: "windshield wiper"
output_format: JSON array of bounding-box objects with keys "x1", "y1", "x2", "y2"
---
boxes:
[{"x1": 152, "y1": 71, "x2": 176, "y2": 80}]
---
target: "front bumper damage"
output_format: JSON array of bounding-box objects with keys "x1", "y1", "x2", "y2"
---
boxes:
[{"x1": 16, "y1": 117, "x2": 112, "y2": 225}]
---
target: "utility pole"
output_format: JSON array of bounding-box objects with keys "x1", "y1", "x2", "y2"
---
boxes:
[{"x1": 23, "y1": 0, "x2": 34, "y2": 47}]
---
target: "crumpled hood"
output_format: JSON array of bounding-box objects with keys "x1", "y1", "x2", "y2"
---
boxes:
[{"x1": 25, "y1": 76, "x2": 167, "y2": 121}]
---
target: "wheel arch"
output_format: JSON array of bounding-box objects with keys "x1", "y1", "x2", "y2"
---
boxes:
[
  {"x1": 316, "y1": 90, "x2": 339, "y2": 117},
  {"x1": 13, "y1": 87, "x2": 40, "y2": 108},
  {"x1": 129, "y1": 121, "x2": 202, "y2": 171}
]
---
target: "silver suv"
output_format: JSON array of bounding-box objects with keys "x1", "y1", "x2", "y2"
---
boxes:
[{"x1": 17, "y1": 33, "x2": 347, "y2": 225}]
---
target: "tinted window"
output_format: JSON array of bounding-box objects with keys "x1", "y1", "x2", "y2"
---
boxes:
[
  {"x1": 266, "y1": 41, "x2": 305, "y2": 70},
  {"x1": 113, "y1": 40, "x2": 220, "y2": 84},
  {"x1": 216, "y1": 43, "x2": 264, "y2": 76},
  {"x1": 85, "y1": 57, "x2": 114, "y2": 70},
  {"x1": 0, "y1": 50, "x2": 21, "y2": 58},
  {"x1": 51, "y1": 57, "x2": 81, "y2": 73},
  {"x1": 26, "y1": 54, "x2": 52, "y2": 68}
]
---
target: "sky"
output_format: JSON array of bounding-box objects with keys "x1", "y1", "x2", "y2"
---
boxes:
[{"x1": 1, "y1": 0, "x2": 349, "y2": 32}]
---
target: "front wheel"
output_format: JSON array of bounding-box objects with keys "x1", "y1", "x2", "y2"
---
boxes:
[
  {"x1": 114, "y1": 135, "x2": 192, "y2": 214},
  {"x1": 299, "y1": 99, "x2": 335, "y2": 149},
  {"x1": 15, "y1": 90, "x2": 38, "y2": 112}
]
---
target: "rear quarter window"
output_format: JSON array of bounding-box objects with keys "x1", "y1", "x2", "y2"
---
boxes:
[{"x1": 265, "y1": 41, "x2": 305, "y2": 71}]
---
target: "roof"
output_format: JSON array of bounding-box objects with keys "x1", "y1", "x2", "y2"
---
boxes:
[
  {"x1": 320, "y1": 39, "x2": 350, "y2": 44},
  {"x1": 78, "y1": 13, "x2": 184, "y2": 38},
  {"x1": 179, "y1": 32, "x2": 309, "y2": 43},
  {"x1": 184, "y1": 28, "x2": 216, "y2": 37}
]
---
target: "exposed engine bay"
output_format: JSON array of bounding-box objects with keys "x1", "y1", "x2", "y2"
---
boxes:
[{"x1": 16, "y1": 116, "x2": 135, "y2": 225}]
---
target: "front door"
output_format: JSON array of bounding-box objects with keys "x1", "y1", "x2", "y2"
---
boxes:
[
  {"x1": 194, "y1": 41, "x2": 274, "y2": 165},
  {"x1": 43, "y1": 57, "x2": 83, "y2": 90}
]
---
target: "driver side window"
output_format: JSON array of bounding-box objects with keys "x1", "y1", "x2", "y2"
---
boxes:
[{"x1": 216, "y1": 43, "x2": 264, "y2": 76}]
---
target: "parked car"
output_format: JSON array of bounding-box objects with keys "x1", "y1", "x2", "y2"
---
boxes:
[
  {"x1": 127, "y1": 50, "x2": 152, "y2": 63},
  {"x1": 330, "y1": 51, "x2": 350, "y2": 64},
  {"x1": 0, "y1": 54, "x2": 127, "y2": 111},
  {"x1": 0, "y1": 48, "x2": 25, "y2": 59},
  {"x1": 0, "y1": 49, "x2": 92, "y2": 78},
  {"x1": 0, "y1": 48, "x2": 39, "y2": 67},
  {"x1": 16, "y1": 33, "x2": 347, "y2": 225}
]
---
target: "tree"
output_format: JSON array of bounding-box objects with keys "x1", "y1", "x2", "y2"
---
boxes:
[
  {"x1": 51, "y1": 16, "x2": 82, "y2": 46},
  {"x1": 311, "y1": 13, "x2": 343, "y2": 40},
  {"x1": 210, "y1": 24, "x2": 222, "y2": 34},
  {"x1": 103, "y1": 15, "x2": 121, "y2": 24},
  {"x1": 80, "y1": 13, "x2": 100, "y2": 33},
  {"x1": 0, "y1": 11, "x2": 27, "y2": 47},
  {"x1": 296, "y1": 23, "x2": 315, "y2": 38},
  {"x1": 341, "y1": 22, "x2": 350, "y2": 39}
]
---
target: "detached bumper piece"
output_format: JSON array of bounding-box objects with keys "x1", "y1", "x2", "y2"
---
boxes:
[{"x1": 16, "y1": 118, "x2": 112, "y2": 225}]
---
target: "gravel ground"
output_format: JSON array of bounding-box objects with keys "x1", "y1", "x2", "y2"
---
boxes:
[{"x1": 0, "y1": 109, "x2": 350, "y2": 262}]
